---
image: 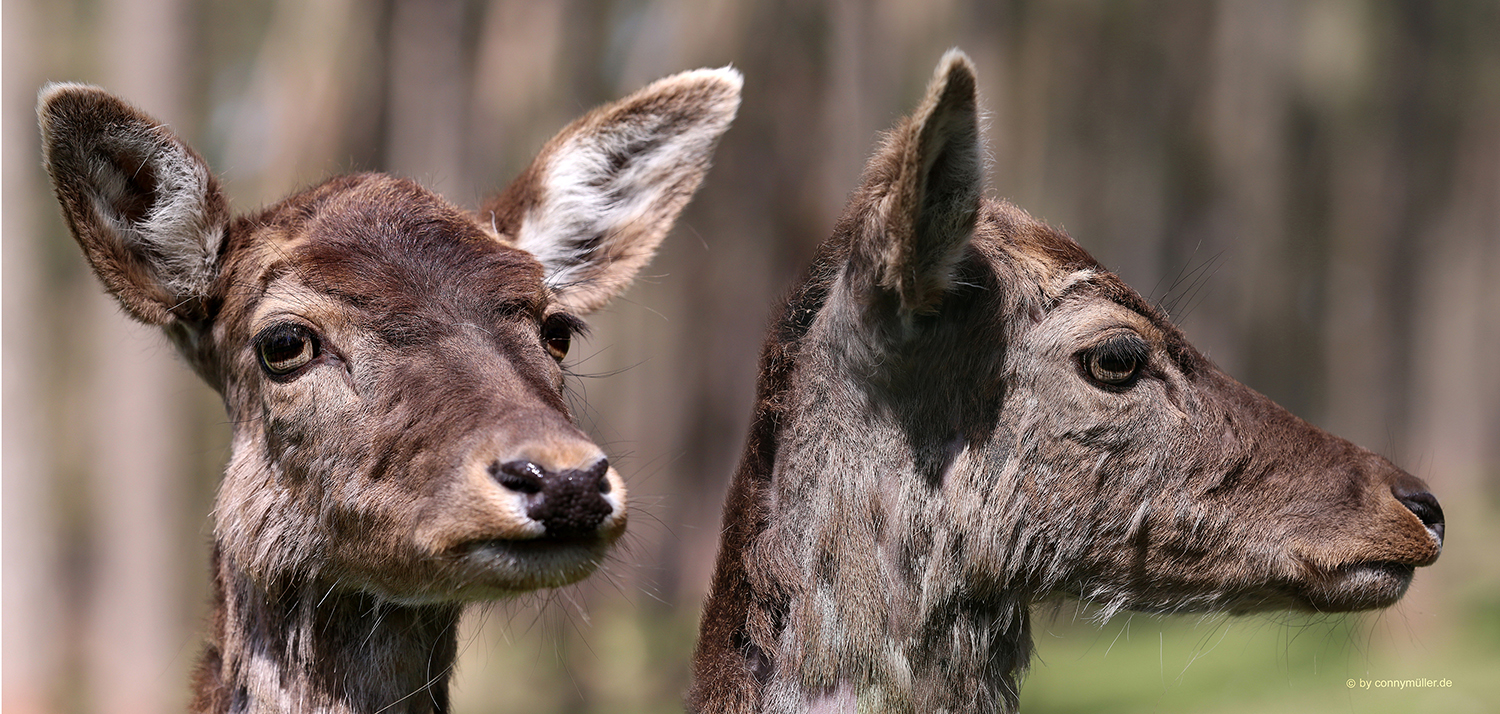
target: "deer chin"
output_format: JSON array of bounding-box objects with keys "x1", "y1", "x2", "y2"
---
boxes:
[{"x1": 1292, "y1": 560, "x2": 1416, "y2": 612}]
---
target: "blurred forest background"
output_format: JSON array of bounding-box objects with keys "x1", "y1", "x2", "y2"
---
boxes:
[{"x1": 4, "y1": 0, "x2": 1498, "y2": 712}]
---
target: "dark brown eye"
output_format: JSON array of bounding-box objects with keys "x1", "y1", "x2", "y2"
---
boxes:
[
  {"x1": 1084, "y1": 336, "x2": 1148, "y2": 386},
  {"x1": 256, "y1": 324, "x2": 320, "y2": 376},
  {"x1": 542, "y1": 316, "x2": 573, "y2": 361}
]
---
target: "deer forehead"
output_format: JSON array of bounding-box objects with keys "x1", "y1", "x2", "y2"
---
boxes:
[
  {"x1": 1030, "y1": 291, "x2": 1164, "y2": 351},
  {"x1": 228, "y1": 177, "x2": 553, "y2": 331},
  {"x1": 247, "y1": 277, "x2": 357, "y2": 335},
  {"x1": 1012, "y1": 242, "x2": 1200, "y2": 371}
]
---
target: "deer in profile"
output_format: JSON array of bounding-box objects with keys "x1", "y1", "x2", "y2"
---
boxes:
[
  {"x1": 689, "y1": 50, "x2": 1443, "y2": 714},
  {"x1": 39, "y1": 67, "x2": 739, "y2": 713}
]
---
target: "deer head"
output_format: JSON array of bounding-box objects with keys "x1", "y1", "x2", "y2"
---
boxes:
[
  {"x1": 691, "y1": 51, "x2": 1441, "y2": 713},
  {"x1": 41, "y1": 68, "x2": 739, "y2": 711}
]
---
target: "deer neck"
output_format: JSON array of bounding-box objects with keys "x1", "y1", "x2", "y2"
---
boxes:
[
  {"x1": 193, "y1": 547, "x2": 461, "y2": 714},
  {"x1": 693, "y1": 392, "x2": 1034, "y2": 713}
]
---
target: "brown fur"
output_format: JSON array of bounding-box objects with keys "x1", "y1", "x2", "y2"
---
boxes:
[
  {"x1": 689, "y1": 51, "x2": 1442, "y2": 714},
  {"x1": 39, "y1": 69, "x2": 740, "y2": 713}
]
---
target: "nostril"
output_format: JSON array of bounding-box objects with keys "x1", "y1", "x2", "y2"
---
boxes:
[
  {"x1": 584, "y1": 458, "x2": 611, "y2": 493},
  {"x1": 491, "y1": 460, "x2": 545, "y2": 495},
  {"x1": 1394, "y1": 488, "x2": 1445, "y2": 540}
]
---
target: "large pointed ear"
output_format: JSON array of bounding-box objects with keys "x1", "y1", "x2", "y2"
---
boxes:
[
  {"x1": 483, "y1": 67, "x2": 742, "y2": 315},
  {"x1": 38, "y1": 83, "x2": 229, "y2": 326},
  {"x1": 846, "y1": 50, "x2": 982, "y2": 321}
]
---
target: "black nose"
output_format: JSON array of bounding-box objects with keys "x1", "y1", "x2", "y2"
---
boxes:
[
  {"x1": 1392, "y1": 485, "x2": 1444, "y2": 545},
  {"x1": 492, "y1": 458, "x2": 613, "y2": 537}
]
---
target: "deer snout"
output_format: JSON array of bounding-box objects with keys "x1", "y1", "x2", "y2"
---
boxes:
[
  {"x1": 491, "y1": 458, "x2": 615, "y2": 537},
  {"x1": 1391, "y1": 477, "x2": 1445, "y2": 549}
]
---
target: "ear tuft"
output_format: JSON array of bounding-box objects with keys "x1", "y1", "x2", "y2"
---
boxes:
[
  {"x1": 39, "y1": 83, "x2": 228, "y2": 325},
  {"x1": 848, "y1": 49, "x2": 983, "y2": 320},
  {"x1": 484, "y1": 67, "x2": 742, "y2": 315}
]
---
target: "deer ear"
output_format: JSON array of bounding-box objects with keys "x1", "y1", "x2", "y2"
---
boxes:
[
  {"x1": 847, "y1": 50, "x2": 982, "y2": 321},
  {"x1": 484, "y1": 67, "x2": 742, "y2": 315},
  {"x1": 38, "y1": 83, "x2": 229, "y2": 326}
]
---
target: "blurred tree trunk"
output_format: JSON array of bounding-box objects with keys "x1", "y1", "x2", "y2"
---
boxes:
[
  {"x1": 386, "y1": 0, "x2": 480, "y2": 197},
  {"x1": 218, "y1": 0, "x2": 372, "y2": 206},
  {"x1": 3, "y1": 1, "x2": 63, "y2": 712},
  {"x1": 1409, "y1": 101, "x2": 1500, "y2": 498},
  {"x1": 81, "y1": 3, "x2": 197, "y2": 713}
]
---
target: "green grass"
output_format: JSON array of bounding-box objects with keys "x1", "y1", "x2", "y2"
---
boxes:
[
  {"x1": 447, "y1": 598, "x2": 1498, "y2": 713},
  {"x1": 1022, "y1": 609, "x2": 1497, "y2": 714}
]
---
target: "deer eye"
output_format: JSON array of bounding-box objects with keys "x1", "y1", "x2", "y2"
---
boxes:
[
  {"x1": 256, "y1": 324, "x2": 320, "y2": 376},
  {"x1": 541, "y1": 315, "x2": 577, "y2": 361},
  {"x1": 1083, "y1": 336, "x2": 1148, "y2": 386}
]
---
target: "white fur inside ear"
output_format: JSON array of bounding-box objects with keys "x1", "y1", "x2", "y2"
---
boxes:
[
  {"x1": 514, "y1": 67, "x2": 742, "y2": 297},
  {"x1": 90, "y1": 125, "x2": 224, "y2": 302},
  {"x1": 516, "y1": 128, "x2": 687, "y2": 290}
]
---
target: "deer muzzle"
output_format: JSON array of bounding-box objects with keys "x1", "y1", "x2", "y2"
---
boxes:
[{"x1": 491, "y1": 458, "x2": 615, "y2": 538}]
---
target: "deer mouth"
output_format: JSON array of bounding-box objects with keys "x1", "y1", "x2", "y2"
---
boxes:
[
  {"x1": 474, "y1": 533, "x2": 612, "y2": 553},
  {"x1": 456, "y1": 532, "x2": 618, "y2": 590}
]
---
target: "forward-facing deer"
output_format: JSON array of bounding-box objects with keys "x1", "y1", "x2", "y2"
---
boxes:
[
  {"x1": 689, "y1": 51, "x2": 1443, "y2": 713},
  {"x1": 39, "y1": 68, "x2": 739, "y2": 713}
]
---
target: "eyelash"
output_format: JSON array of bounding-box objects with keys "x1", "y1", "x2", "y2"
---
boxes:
[
  {"x1": 542, "y1": 314, "x2": 587, "y2": 361},
  {"x1": 1081, "y1": 335, "x2": 1149, "y2": 386}
]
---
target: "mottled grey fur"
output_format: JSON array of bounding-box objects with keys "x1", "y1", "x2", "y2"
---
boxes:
[{"x1": 690, "y1": 50, "x2": 1442, "y2": 714}]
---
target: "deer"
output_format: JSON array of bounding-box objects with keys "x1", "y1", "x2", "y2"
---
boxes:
[
  {"x1": 688, "y1": 50, "x2": 1444, "y2": 714},
  {"x1": 38, "y1": 67, "x2": 740, "y2": 714}
]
